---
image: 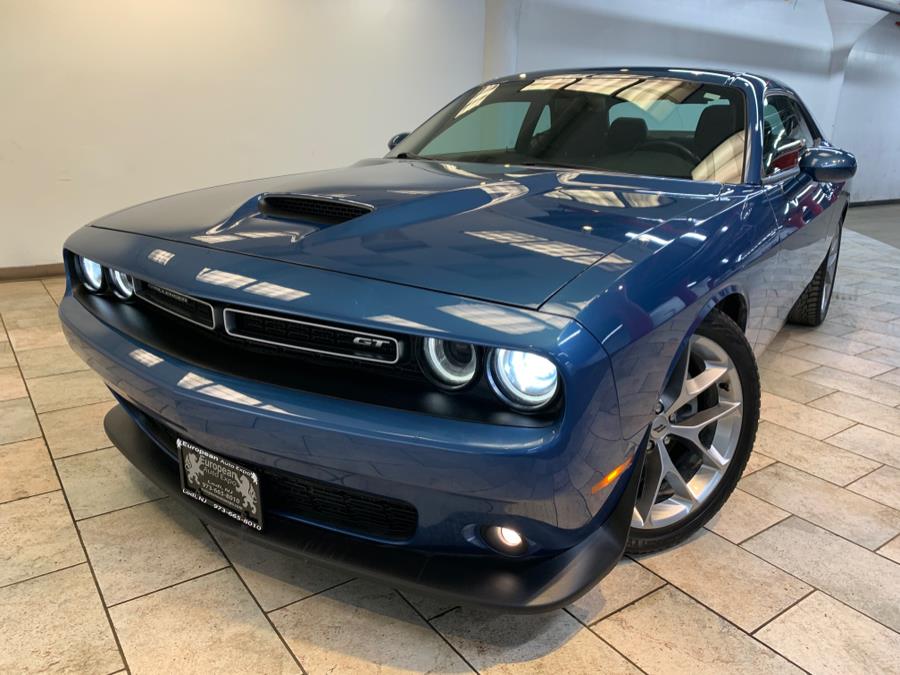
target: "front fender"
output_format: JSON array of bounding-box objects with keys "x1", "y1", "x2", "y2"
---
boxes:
[{"x1": 542, "y1": 190, "x2": 772, "y2": 439}]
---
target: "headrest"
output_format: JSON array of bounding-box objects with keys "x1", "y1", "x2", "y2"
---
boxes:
[
  {"x1": 608, "y1": 117, "x2": 648, "y2": 154},
  {"x1": 696, "y1": 106, "x2": 738, "y2": 159}
]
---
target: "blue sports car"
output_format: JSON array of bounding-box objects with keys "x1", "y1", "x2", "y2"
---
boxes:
[{"x1": 60, "y1": 67, "x2": 856, "y2": 611}]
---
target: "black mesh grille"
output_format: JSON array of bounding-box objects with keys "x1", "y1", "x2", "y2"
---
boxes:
[
  {"x1": 260, "y1": 467, "x2": 418, "y2": 541},
  {"x1": 137, "y1": 408, "x2": 418, "y2": 541},
  {"x1": 259, "y1": 194, "x2": 372, "y2": 225},
  {"x1": 135, "y1": 281, "x2": 215, "y2": 328},
  {"x1": 225, "y1": 309, "x2": 400, "y2": 364}
]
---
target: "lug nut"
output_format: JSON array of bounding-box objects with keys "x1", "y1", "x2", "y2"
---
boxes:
[{"x1": 654, "y1": 401, "x2": 664, "y2": 414}]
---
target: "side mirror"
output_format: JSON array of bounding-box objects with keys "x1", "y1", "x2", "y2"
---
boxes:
[
  {"x1": 765, "y1": 138, "x2": 805, "y2": 178},
  {"x1": 388, "y1": 132, "x2": 409, "y2": 150},
  {"x1": 800, "y1": 147, "x2": 857, "y2": 183}
]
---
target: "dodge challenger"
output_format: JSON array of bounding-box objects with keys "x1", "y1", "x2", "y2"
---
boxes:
[{"x1": 59, "y1": 67, "x2": 856, "y2": 611}]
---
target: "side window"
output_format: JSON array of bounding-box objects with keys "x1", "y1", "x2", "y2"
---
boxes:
[
  {"x1": 789, "y1": 99, "x2": 818, "y2": 145},
  {"x1": 763, "y1": 95, "x2": 815, "y2": 176},
  {"x1": 763, "y1": 96, "x2": 813, "y2": 160},
  {"x1": 534, "y1": 105, "x2": 551, "y2": 135},
  {"x1": 420, "y1": 102, "x2": 530, "y2": 156}
]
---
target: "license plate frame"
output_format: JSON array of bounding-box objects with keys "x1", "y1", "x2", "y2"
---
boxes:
[{"x1": 177, "y1": 438, "x2": 263, "y2": 531}]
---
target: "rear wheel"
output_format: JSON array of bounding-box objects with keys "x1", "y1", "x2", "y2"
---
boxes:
[
  {"x1": 788, "y1": 220, "x2": 843, "y2": 327},
  {"x1": 627, "y1": 309, "x2": 760, "y2": 554}
]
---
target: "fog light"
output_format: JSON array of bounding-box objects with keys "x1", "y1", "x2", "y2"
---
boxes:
[
  {"x1": 78, "y1": 256, "x2": 104, "y2": 291},
  {"x1": 498, "y1": 527, "x2": 523, "y2": 548},
  {"x1": 109, "y1": 269, "x2": 135, "y2": 299},
  {"x1": 482, "y1": 525, "x2": 528, "y2": 556}
]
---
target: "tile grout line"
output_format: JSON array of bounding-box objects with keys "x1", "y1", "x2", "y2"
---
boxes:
[
  {"x1": 754, "y1": 419, "x2": 900, "y2": 475},
  {"x1": 103, "y1": 565, "x2": 232, "y2": 610},
  {"x1": 749, "y1": 587, "x2": 817, "y2": 636},
  {"x1": 734, "y1": 516, "x2": 900, "y2": 637},
  {"x1": 0, "y1": 313, "x2": 133, "y2": 675},
  {"x1": 0, "y1": 559, "x2": 87, "y2": 592},
  {"x1": 739, "y1": 462, "x2": 900, "y2": 550},
  {"x1": 72, "y1": 495, "x2": 169, "y2": 524},
  {"x1": 200, "y1": 523, "x2": 309, "y2": 675},
  {"x1": 749, "y1": 422, "x2": 887, "y2": 487},
  {"x1": 562, "y1": 605, "x2": 649, "y2": 674},
  {"x1": 0, "y1": 486, "x2": 62, "y2": 508},
  {"x1": 394, "y1": 589, "x2": 479, "y2": 674},
  {"x1": 49, "y1": 443, "x2": 118, "y2": 462},
  {"x1": 620, "y1": 563, "x2": 814, "y2": 672},
  {"x1": 724, "y1": 509, "x2": 792, "y2": 547},
  {"x1": 263, "y1": 577, "x2": 359, "y2": 615}
]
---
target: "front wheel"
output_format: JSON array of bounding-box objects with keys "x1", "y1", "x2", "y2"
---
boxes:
[{"x1": 626, "y1": 309, "x2": 760, "y2": 554}]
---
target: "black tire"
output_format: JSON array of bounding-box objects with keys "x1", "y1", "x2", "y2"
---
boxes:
[
  {"x1": 788, "y1": 220, "x2": 843, "y2": 327},
  {"x1": 626, "y1": 309, "x2": 761, "y2": 554}
]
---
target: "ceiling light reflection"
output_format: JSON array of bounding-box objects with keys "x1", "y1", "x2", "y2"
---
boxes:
[
  {"x1": 129, "y1": 349, "x2": 163, "y2": 368},
  {"x1": 148, "y1": 249, "x2": 175, "y2": 265},
  {"x1": 465, "y1": 230, "x2": 607, "y2": 265}
]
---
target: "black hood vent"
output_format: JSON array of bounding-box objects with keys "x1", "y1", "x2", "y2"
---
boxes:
[{"x1": 258, "y1": 193, "x2": 373, "y2": 225}]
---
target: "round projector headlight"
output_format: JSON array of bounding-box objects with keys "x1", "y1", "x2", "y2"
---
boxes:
[
  {"x1": 490, "y1": 348, "x2": 559, "y2": 410},
  {"x1": 78, "y1": 256, "x2": 104, "y2": 291},
  {"x1": 422, "y1": 337, "x2": 477, "y2": 389},
  {"x1": 109, "y1": 269, "x2": 134, "y2": 299}
]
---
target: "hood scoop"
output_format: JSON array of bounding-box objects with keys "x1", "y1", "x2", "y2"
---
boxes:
[{"x1": 258, "y1": 193, "x2": 373, "y2": 225}]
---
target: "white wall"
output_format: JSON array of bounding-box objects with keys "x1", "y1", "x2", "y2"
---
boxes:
[
  {"x1": 832, "y1": 14, "x2": 900, "y2": 202},
  {"x1": 1, "y1": 0, "x2": 896, "y2": 268},
  {"x1": 0, "y1": 0, "x2": 485, "y2": 267}
]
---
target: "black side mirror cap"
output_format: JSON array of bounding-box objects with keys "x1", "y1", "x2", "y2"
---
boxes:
[
  {"x1": 800, "y1": 147, "x2": 857, "y2": 183},
  {"x1": 388, "y1": 132, "x2": 409, "y2": 150}
]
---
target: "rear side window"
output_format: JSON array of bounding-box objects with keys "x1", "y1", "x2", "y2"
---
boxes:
[{"x1": 763, "y1": 95, "x2": 815, "y2": 162}]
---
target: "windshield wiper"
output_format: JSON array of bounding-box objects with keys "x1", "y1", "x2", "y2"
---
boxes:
[{"x1": 518, "y1": 160, "x2": 590, "y2": 171}]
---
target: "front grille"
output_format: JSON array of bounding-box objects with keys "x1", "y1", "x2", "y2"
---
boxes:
[
  {"x1": 259, "y1": 194, "x2": 372, "y2": 225},
  {"x1": 136, "y1": 407, "x2": 418, "y2": 541},
  {"x1": 135, "y1": 281, "x2": 215, "y2": 329},
  {"x1": 224, "y1": 308, "x2": 400, "y2": 364},
  {"x1": 260, "y1": 466, "x2": 418, "y2": 541}
]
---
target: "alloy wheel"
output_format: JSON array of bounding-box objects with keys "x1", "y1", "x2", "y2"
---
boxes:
[{"x1": 631, "y1": 334, "x2": 744, "y2": 530}]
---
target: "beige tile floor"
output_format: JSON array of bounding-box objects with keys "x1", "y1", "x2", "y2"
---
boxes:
[{"x1": 2, "y1": 213, "x2": 900, "y2": 674}]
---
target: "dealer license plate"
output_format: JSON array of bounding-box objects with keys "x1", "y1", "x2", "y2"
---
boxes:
[{"x1": 177, "y1": 438, "x2": 263, "y2": 531}]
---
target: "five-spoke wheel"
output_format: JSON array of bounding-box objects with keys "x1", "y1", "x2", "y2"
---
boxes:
[{"x1": 627, "y1": 309, "x2": 760, "y2": 553}]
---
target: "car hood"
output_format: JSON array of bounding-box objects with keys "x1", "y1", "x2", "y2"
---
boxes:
[{"x1": 92, "y1": 159, "x2": 721, "y2": 309}]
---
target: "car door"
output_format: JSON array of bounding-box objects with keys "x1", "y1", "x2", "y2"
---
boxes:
[{"x1": 761, "y1": 93, "x2": 840, "y2": 323}]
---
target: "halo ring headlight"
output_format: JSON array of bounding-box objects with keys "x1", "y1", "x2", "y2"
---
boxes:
[
  {"x1": 109, "y1": 269, "x2": 135, "y2": 299},
  {"x1": 421, "y1": 337, "x2": 477, "y2": 389},
  {"x1": 489, "y1": 348, "x2": 559, "y2": 410},
  {"x1": 78, "y1": 256, "x2": 104, "y2": 292}
]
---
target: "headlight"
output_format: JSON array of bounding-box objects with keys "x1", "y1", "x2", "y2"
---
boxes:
[
  {"x1": 110, "y1": 269, "x2": 135, "y2": 299},
  {"x1": 78, "y1": 256, "x2": 104, "y2": 291},
  {"x1": 422, "y1": 337, "x2": 477, "y2": 389},
  {"x1": 489, "y1": 348, "x2": 558, "y2": 410}
]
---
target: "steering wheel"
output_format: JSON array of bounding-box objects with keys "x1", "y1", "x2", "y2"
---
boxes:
[{"x1": 634, "y1": 140, "x2": 701, "y2": 165}]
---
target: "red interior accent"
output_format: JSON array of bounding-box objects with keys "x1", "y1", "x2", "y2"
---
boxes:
[{"x1": 771, "y1": 149, "x2": 800, "y2": 173}]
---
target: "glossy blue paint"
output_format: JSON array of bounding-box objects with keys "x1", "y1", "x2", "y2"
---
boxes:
[{"x1": 59, "y1": 67, "x2": 852, "y2": 608}]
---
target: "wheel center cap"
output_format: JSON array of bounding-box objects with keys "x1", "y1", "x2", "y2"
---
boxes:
[{"x1": 650, "y1": 413, "x2": 669, "y2": 440}]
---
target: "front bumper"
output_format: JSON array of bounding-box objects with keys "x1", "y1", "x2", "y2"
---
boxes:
[
  {"x1": 106, "y1": 402, "x2": 641, "y2": 611},
  {"x1": 60, "y1": 225, "x2": 641, "y2": 610}
]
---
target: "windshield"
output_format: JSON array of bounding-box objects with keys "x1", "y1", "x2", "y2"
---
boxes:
[{"x1": 389, "y1": 74, "x2": 747, "y2": 183}]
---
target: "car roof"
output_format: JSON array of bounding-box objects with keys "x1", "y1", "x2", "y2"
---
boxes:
[{"x1": 488, "y1": 67, "x2": 787, "y2": 93}]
